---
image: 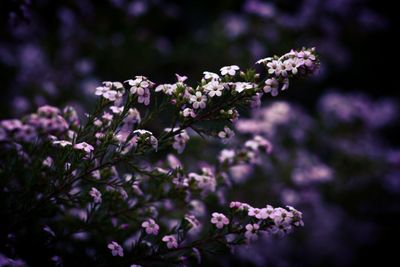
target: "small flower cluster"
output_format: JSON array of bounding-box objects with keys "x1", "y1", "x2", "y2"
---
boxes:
[
  {"x1": 95, "y1": 81, "x2": 125, "y2": 101},
  {"x1": 210, "y1": 202, "x2": 303, "y2": 242},
  {"x1": 151, "y1": 48, "x2": 318, "y2": 128},
  {"x1": 0, "y1": 48, "x2": 318, "y2": 267},
  {"x1": 0, "y1": 105, "x2": 70, "y2": 143},
  {"x1": 257, "y1": 47, "x2": 318, "y2": 96},
  {"x1": 126, "y1": 76, "x2": 155, "y2": 105},
  {"x1": 219, "y1": 135, "x2": 273, "y2": 166}
]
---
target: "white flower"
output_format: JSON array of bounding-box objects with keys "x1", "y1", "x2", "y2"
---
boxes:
[
  {"x1": 141, "y1": 219, "x2": 159, "y2": 235},
  {"x1": 175, "y1": 73, "x2": 188, "y2": 82},
  {"x1": 264, "y1": 205, "x2": 275, "y2": 219},
  {"x1": 297, "y1": 50, "x2": 316, "y2": 67},
  {"x1": 263, "y1": 78, "x2": 279, "y2": 96},
  {"x1": 137, "y1": 88, "x2": 151, "y2": 105},
  {"x1": 133, "y1": 129, "x2": 152, "y2": 135},
  {"x1": 155, "y1": 84, "x2": 176, "y2": 95},
  {"x1": 102, "y1": 112, "x2": 113, "y2": 121},
  {"x1": 205, "y1": 80, "x2": 224, "y2": 97},
  {"x1": 112, "y1": 81, "x2": 124, "y2": 90},
  {"x1": 165, "y1": 128, "x2": 190, "y2": 154},
  {"x1": 108, "y1": 241, "x2": 124, "y2": 257},
  {"x1": 256, "y1": 57, "x2": 273, "y2": 65},
  {"x1": 89, "y1": 187, "x2": 102, "y2": 204},
  {"x1": 218, "y1": 149, "x2": 236, "y2": 163},
  {"x1": 245, "y1": 135, "x2": 273, "y2": 154},
  {"x1": 42, "y1": 156, "x2": 53, "y2": 167},
  {"x1": 248, "y1": 207, "x2": 266, "y2": 219},
  {"x1": 110, "y1": 106, "x2": 124, "y2": 114},
  {"x1": 210, "y1": 212, "x2": 229, "y2": 229},
  {"x1": 95, "y1": 86, "x2": 118, "y2": 101},
  {"x1": 126, "y1": 76, "x2": 153, "y2": 96},
  {"x1": 173, "y1": 130, "x2": 190, "y2": 154},
  {"x1": 276, "y1": 61, "x2": 289, "y2": 77},
  {"x1": 190, "y1": 92, "x2": 207, "y2": 109},
  {"x1": 234, "y1": 82, "x2": 254, "y2": 93},
  {"x1": 74, "y1": 142, "x2": 94, "y2": 153},
  {"x1": 52, "y1": 140, "x2": 72, "y2": 147},
  {"x1": 220, "y1": 65, "x2": 240, "y2": 76},
  {"x1": 162, "y1": 235, "x2": 178, "y2": 249},
  {"x1": 103, "y1": 90, "x2": 119, "y2": 101},
  {"x1": 218, "y1": 126, "x2": 235, "y2": 144},
  {"x1": 182, "y1": 108, "x2": 196, "y2": 118},
  {"x1": 273, "y1": 207, "x2": 294, "y2": 224},
  {"x1": 95, "y1": 86, "x2": 108, "y2": 96},
  {"x1": 284, "y1": 58, "x2": 301, "y2": 75},
  {"x1": 94, "y1": 119, "x2": 102, "y2": 127},
  {"x1": 102, "y1": 81, "x2": 113, "y2": 87},
  {"x1": 229, "y1": 201, "x2": 243, "y2": 209},
  {"x1": 266, "y1": 60, "x2": 282, "y2": 76},
  {"x1": 203, "y1": 71, "x2": 220, "y2": 81},
  {"x1": 91, "y1": 170, "x2": 101, "y2": 180}
]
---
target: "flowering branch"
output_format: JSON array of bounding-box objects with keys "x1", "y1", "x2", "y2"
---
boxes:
[{"x1": 0, "y1": 47, "x2": 318, "y2": 266}]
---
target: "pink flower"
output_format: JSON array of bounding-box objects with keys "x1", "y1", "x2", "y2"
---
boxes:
[
  {"x1": 175, "y1": 73, "x2": 188, "y2": 82},
  {"x1": 190, "y1": 92, "x2": 207, "y2": 109},
  {"x1": 219, "y1": 149, "x2": 236, "y2": 164},
  {"x1": 182, "y1": 108, "x2": 196, "y2": 118},
  {"x1": 102, "y1": 112, "x2": 113, "y2": 121},
  {"x1": 263, "y1": 78, "x2": 279, "y2": 96},
  {"x1": 137, "y1": 89, "x2": 151, "y2": 105},
  {"x1": 74, "y1": 142, "x2": 94, "y2": 153},
  {"x1": 95, "y1": 85, "x2": 118, "y2": 101},
  {"x1": 263, "y1": 205, "x2": 275, "y2": 219},
  {"x1": 162, "y1": 235, "x2": 178, "y2": 249},
  {"x1": 141, "y1": 219, "x2": 159, "y2": 235},
  {"x1": 218, "y1": 126, "x2": 235, "y2": 144},
  {"x1": 210, "y1": 212, "x2": 229, "y2": 229},
  {"x1": 244, "y1": 223, "x2": 260, "y2": 242},
  {"x1": 229, "y1": 201, "x2": 243, "y2": 209},
  {"x1": 126, "y1": 76, "x2": 153, "y2": 96},
  {"x1": 272, "y1": 207, "x2": 294, "y2": 224},
  {"x1": 248, "y1": 207, "x2": 269, "y2": 220},
  {"x1": 107, "y1": 241, "x2": 124, "y2": 257},
  {"x1": 245, "y1": 135, "x2": 273, "y2": 154}
]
